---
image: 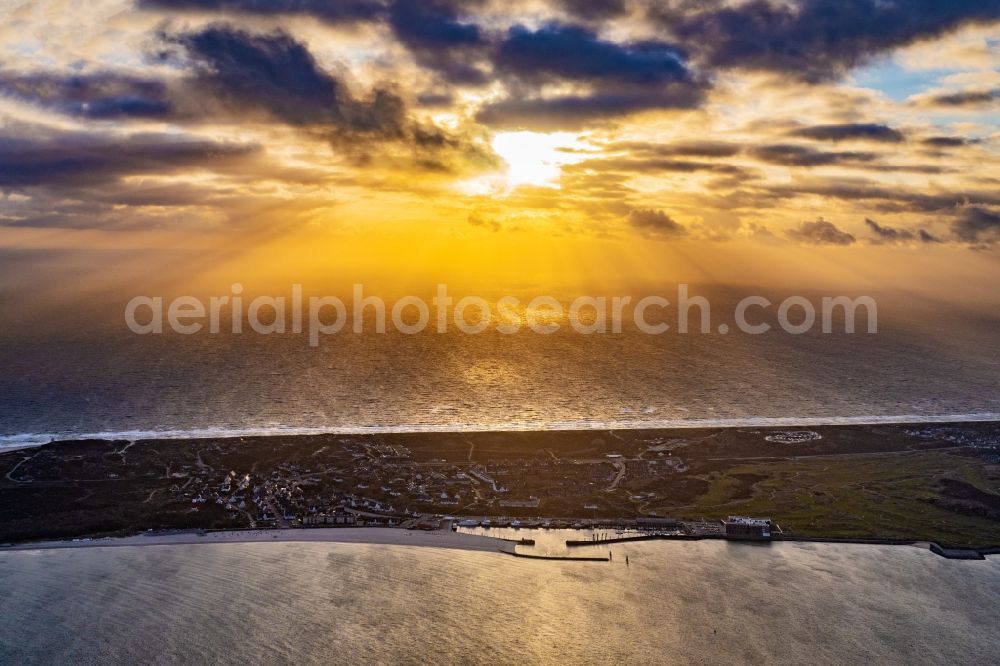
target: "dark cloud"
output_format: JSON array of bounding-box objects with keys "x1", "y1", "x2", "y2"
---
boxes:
[
  {"x1": 162, "y1": 25, "x2": 407, "y2": 136},
  {"x1": 0, "y1": 182, "x2": 247, "y2": 229},
  {"x1": 0, "y1": 71, "x2": 172, "y2": 119},
  {"x1": 388, "y1": 1, "x2": 482, "y2": 50},
  {"x1": 864, "y1": 164, "x2": 948, "y2": 175},
  {"x1": 138, "y1": 0, "x2": 1000, "y2": 92},
  {"x1": 0, "y1": 130, "x2": 255, "y2": 189},
  {"x1": 476, "y1": 89, "x2": 704, "y2": 130},
  {"x1": 480, "y1": 23, "x2": 705, "y2": 129},
  {"x1": 921, "y1": 88, "x2": 1000, "y2": 107},
  {"x1": 137, "y1": 0, "x2": 385, "y2": 23},
  {"x1": 654, "y1": 0, "x2": 1000, "y2": 82},
  {"x1": 953, "y1": 206, "x2": 1000, "y2": 244},
  {"x1": 628, "y1": 208, "x2": 688, "y2": 238},
  {"x1": 922, "y1": 136, "x2": 971, "y2": 148},
  {"x1": 567, "y1": 156, "x2": 749, "y2": 178},
  {"x1": 751, "y1": 144, "x2": 877, "y2": 167},
  {"x1": 0, "y1": 24, "x2": 498, "y2": 217},
  {"x1": 608, "y1": 140, "x2": 743, "y2": 158},
  {"x1": 786, "y1": 218, "x2": 855, "y2": 245},
  {"x1": 387, "y1": 1, "x2": 490, "y2": 84},
  {"x1": 141, "y1": 0, "x2": 491, "y2": 83},
  {"x1": 789, "y1": 123, "x2": 904, "y2": 143},
  {"x1": 764, "y1": 180, "x2": 1000, "y2": 214},
  {"x1": 415, "y1": 93, "x2": 454, "y2": 108},
  {"x1": 864, "y1": 217, "x2": 938, "y2": 244},
  {"x1": 865, "y1": 217, "x2": 914, "y2": 242},
  {"x1": 496, "y1": 23, "x2": 691, "y2": 86},
  {"x1": 160, "y1": 25, "x2": 499, "y2": 172}
]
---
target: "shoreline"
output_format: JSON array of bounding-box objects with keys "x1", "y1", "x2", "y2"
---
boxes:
[
  {"x1": 2, "y1": 527, "x2": 997, "y2": 562},
  {"x1": 4, "y1": 413, "x2": 1000, "y2": 451},
  {"x1": 0, "y1": 527, "x2": 509, "y2": 555}
]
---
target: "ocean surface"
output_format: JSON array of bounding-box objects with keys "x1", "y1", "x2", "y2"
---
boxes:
[
  {"x1": 2, "y1": 286, "x2": 1000, "y2": 446},
  {"x1": 0, "y1": 539, "x2": 998, "y2": 665}
]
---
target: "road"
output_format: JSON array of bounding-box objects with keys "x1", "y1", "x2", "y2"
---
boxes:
[{"x1": 606, "y1": 461, "x2": 626, "y2": 492}]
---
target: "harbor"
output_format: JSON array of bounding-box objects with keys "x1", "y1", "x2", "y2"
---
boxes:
[{"x1": 452, "y1": 517, "x2": 998, "y2": 561}]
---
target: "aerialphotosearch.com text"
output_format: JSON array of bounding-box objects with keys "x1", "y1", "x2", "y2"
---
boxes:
[{"x1": 125, "y1": 284, "x2": 878, "y2": 346}]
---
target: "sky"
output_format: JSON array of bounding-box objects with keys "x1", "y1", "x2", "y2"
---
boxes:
[{"x1": 2, "y1": 0, "x2": 1000, "y2": 302}]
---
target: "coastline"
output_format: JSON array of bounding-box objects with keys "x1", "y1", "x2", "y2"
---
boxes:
[
  {"x1": 0, "y1": 527, "x2": 508, "y2": 555},
  {"x1": 4, "y1": 412, "x2": 1000, "y2": 451},
  {"x1": 3, "y1": 527, "x2": 997, "y2": 562}
]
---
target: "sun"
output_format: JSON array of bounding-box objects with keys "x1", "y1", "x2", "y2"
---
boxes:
[{"x1": 490, "y1": 131, "x2": 587, "y2": 190}]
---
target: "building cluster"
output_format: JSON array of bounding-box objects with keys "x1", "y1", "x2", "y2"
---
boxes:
[
  {"x1": 158, "y1": 437, "x2": 703, "y2": 528},
  {"x1": 723, "y1": 516, "x2": 773, "y2": 539}
]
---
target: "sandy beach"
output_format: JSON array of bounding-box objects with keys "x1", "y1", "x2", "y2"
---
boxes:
[{"x1": 0, "y1": 527, "x2": 511, "y2": 554}]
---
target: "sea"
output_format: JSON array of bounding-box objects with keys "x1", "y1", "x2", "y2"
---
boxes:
[
  {"x1": 2, "y1": 285, "x2": 999, "y2": 448},
  {"x1": 0, "y1": 539, "x2": 997, "y2": 665},
  {"x1": 3, "y1": 280, "x2": 1000, "y2": 665}
]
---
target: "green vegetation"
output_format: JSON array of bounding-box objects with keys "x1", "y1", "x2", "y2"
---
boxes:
[{"x1": 664, "y1": 451, "x2": 1000, "y2": 546}]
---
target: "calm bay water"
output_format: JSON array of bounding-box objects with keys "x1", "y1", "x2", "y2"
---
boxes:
[{"x1": 1, "y1": 540, "x2": 998, "y2": 665}]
